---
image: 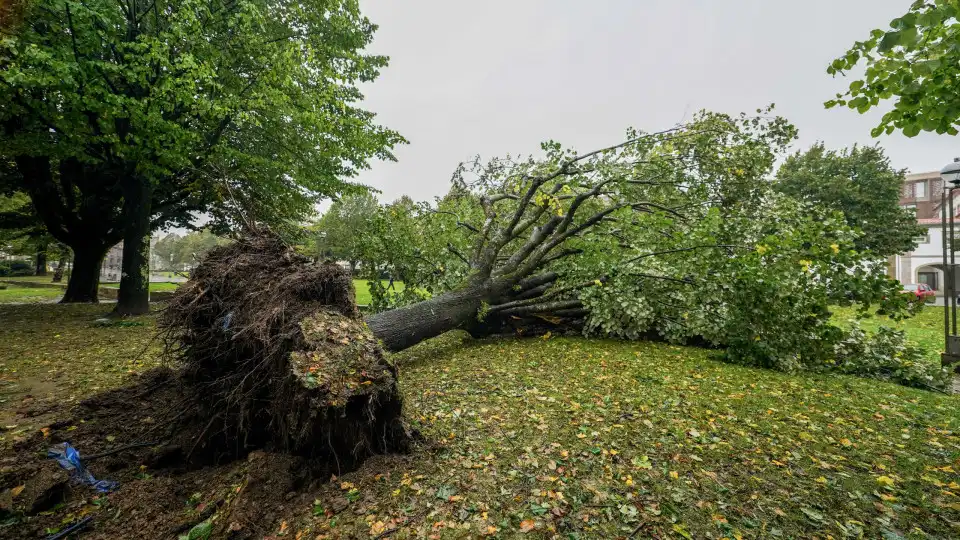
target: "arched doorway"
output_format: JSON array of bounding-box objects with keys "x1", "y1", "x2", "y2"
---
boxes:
[{"x1": 916, "y1": 264, "x2": 943, "y2": 295}]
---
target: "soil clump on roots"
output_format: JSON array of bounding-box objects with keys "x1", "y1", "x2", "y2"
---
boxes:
[{"x1": 1, "y1": 231, "x2": 412, "y2": 538}]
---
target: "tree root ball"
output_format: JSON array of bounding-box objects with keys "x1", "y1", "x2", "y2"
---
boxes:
[{"x1": 159, "y1": 231, "x2": 410, "y2": 468}]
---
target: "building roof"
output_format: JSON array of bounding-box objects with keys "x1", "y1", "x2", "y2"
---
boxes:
[{"x1": 906, "y1": 170, "x2": 941, "y2": 181}]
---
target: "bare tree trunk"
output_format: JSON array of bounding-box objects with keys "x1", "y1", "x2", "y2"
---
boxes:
[
  {"x1": 34, "y1": 243, "x2": 47, "y2": 276},
  {"x1": 52, "y1": 252, "x2": 67, "y2": 283}
]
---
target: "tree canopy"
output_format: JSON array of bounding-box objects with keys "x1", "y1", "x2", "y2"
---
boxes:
[
  {"x1": 1, "y1": 0, "x2": 403, "y2": 308},
  {"x1": 310, "y1": 191, "x2": 380, "y2": 270},
  {"x1": 775, "y1": 143, "x2": 923, "y2": 257},
  {"x1": 826, "y1": 0, "x2": 960, "y2": 137}
]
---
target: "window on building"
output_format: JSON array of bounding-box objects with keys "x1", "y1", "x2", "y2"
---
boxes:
[
  {"x1": 903, "y1": 203, "x2": 917, "y2": 215},
  {"x1": 919, "y1": 271, "x2": 939, "y2": 291},
  {"x1": 915, "y1": 180, "x2": 927, "y2": 198}
]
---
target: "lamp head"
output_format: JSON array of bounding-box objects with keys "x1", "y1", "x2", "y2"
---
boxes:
[{"x1": 942, "y1": 160, "x2": 960, "y2": 187}]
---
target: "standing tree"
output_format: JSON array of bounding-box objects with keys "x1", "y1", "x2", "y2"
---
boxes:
[
  {"x1": 151, "y1": 233, "x2": 183, "y2": 272},
  {"x1": 311, "y1": 192, "x2": 381, "y2": 272},
  {"x1": 0, "y1": 191, "x2": 67, "y2": 277},
  {"x1": 1, "y1": 0, "x2": 403, "y2": 313},
  {"x1": 826, "y1": 0, "x2": 960, "y2": 137},
  {"x1": 775, "y1": 143, "x2": 923, "y2": 257}
]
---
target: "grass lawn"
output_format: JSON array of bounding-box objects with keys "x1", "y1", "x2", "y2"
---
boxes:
[
  {"x1": 353, "y1": 279, "x2": 405, "y2": 306},
  {"x1": 832, "y1": 304, "x2": 944, "y2": 364},
  {"x1": 100, "y1": 281, "x2": 182, "y2": 292},
  {"x1": 1, "y1": 304, "x2": 958, "y2": 538},
  {"x1": 2, "y1": 276, "x2": 391, "y2": 304},
  {"x1": 0, "y1": 284, "x2": 63, "y2": 303}
]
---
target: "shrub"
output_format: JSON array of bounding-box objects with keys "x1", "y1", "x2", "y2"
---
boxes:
[
  {"x1": 0, "y1": 260, "x2": 34, "y2": 277},
  {"x1": 831, "y1": 324, "x2": 951, "y2": 392}
]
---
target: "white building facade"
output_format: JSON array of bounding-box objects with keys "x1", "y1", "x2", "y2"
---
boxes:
[{"x1": 890, "y1": 170, "x2": 958, "y2": 299}]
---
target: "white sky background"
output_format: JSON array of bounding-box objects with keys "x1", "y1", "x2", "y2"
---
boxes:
[{"x1": 354, "y1": 0, "x2": 960, "y2": 205}]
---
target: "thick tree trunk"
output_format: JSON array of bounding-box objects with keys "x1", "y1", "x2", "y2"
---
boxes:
[
  {"x1": 365, "y1": 286, "x2": 488, "y2": 352},
  {"x1": 35, "y1": 244, "x2": 47, "y2": 276},
  {"x1": 62, "y1": 245, "x2": 106, "y2": 303},
  {"x1": 115, "y1": 178, "x2": 153, "y2": 316}
]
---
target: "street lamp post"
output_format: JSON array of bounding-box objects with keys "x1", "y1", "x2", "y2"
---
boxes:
[{"x1": 940, "y1": 159, "x2": 960, "y2": 370}]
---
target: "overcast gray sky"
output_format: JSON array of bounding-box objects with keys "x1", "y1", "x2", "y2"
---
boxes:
[{"x1": 354, "y1": 0, "x2": 960, "y2": 204}]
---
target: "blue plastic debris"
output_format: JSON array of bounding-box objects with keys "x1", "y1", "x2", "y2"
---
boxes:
[
  {"x1": 47, "y1": 442, "x2": 118, "y2": 493},
  {"x1": 221, "y1": 311, "x2": 234, "y2": 331}
]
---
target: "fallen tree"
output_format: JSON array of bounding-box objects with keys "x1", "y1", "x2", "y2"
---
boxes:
[
  {"x1": 360, "y1": 110, "x2": 924, "y2": 387},
  {"x1": 364, "y1": 111, "x2": 789, "y2": 351}
]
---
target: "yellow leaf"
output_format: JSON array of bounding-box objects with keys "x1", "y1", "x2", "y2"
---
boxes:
[
  {"x1": 10, "y1": 485, "x2": 25, "y2": 498},
  {"x1": 339, "y1": 481, "x2": 355, "y2": 490},
  {"x1": 839, "y1": 438, "x2": 852, "y2": 447},
  {"x1": 669, "y1": 470, "x2": 679, "y2": 480},
  {"x1": 815, "y1": 476, "x2": 827, "y2": 484},
  {"x1": 40, "y1": 427, "x2": 50, "y2": 438},
  {"x1": 519, "y1": 519, "x2": 536, "y2": 532},
  {"x1": 877, "y1": 476, "x2": 895, "y2": 487}
]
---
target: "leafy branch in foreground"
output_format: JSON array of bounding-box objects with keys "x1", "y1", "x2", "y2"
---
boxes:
[{"x1": 826, "y1": 0, "x2": 960, "y2": 137}]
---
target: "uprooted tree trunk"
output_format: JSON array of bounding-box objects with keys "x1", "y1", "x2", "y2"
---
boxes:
[
  {"x1": 160, "y1": 232, "x2": 409, "y2": 467},
  {"x1": 365, "y1": 272, "x2": 578, "y2": 351}
]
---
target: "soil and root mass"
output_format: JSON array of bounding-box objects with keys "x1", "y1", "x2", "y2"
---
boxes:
[{"x1": 1, "y1": 231, "x2": 411, "y2": 538}]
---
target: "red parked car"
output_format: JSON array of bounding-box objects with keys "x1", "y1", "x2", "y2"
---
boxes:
[{"x1": 903, "y1": 283, "x2": 936, "y2": 302}]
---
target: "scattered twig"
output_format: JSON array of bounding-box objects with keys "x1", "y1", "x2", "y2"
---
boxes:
[{"x1": 45, "y1": 516, "x2": 93, "y2": 540}]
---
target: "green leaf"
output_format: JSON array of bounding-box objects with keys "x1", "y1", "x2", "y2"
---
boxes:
[
  {"x1": 902, "y1": 124, "x2": 921, "y2": 137},
  {"x1": 877, "y1": 31, "x2": 901, "y2": 52},
  {"x1": 182, "y1": 520, "x2": 213, "y2": 540}
]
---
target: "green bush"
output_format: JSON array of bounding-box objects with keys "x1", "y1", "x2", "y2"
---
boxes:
[
  {"x1": 0, "y1": 260, "x2": 34, "y2": 277},
  {"x1": 831, "y1": 324, "x2": 950, "y2": 392}
]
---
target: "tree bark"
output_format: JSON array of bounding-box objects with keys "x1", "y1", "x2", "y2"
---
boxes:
[
  {"x1": 35, "y1": 243, "x2": 47, "y2": 276},
  {"x1": 365, "y1": 286, "x2": 489, "y2": 352},
  {"x1": 62, "y1": 244, "x2": 106, "y2": 303},
  {"x1": 52, "y1": 251, "x2": 67, "y2": 283},
  {"x1": 115, "y1": 177, "x2": 153, "y2": 316}
]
